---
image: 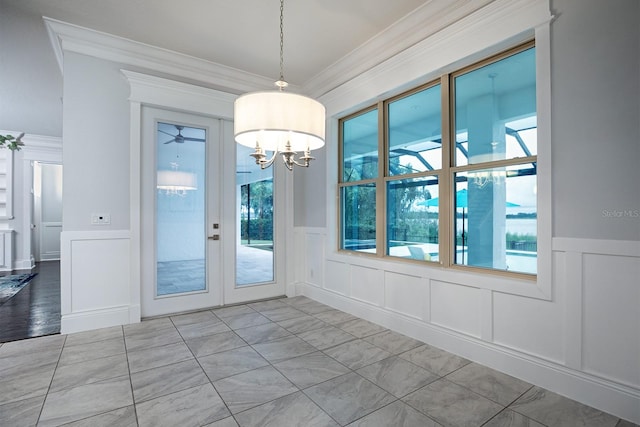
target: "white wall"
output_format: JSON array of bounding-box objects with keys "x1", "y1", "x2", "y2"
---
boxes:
[
  {"x1": 551, "y1": 0, "x2": 640, "y2": 241},
  {"x1": 0, "y1": 3, "x2": 62, "y2": 137}
]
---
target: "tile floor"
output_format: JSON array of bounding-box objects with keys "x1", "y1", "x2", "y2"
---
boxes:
[{"x1": 0, "y1": 296, "x2": 635, "y2": 427}]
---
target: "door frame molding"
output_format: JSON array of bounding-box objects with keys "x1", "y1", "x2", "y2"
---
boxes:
[{"x1": 124, "y1": 70, "x2": 295, "y2": 318}]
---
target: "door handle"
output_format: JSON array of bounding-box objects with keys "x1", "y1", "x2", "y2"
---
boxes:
[{"x1": 208, "y1": 235, "x2": 220, "y2": 240}]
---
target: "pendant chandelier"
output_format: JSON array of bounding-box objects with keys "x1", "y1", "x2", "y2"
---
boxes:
[{"x1": 234, "y1": 0, "x2": 326, "y2": 170}]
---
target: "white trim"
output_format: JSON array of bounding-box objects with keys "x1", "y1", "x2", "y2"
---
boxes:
[
  {"x1": 553, "y1": 237, "x2": 640, "y2": 257},
  {"x1": 61, "y1": 305, "x2": 138, "y2": 334},
  {"x1": 319, "y1": 0, "x2": 552, "y2": 116},
  {"x1": 122, "y1": 70, "x2": 237, "y2": 119},
  {"x1": 44, "y1": 17, "x2": 277, "y2": 94},
  {"x1": 304, "y1": 0, "x2": 495, "y2": 97},
  {"x1": 19, "y1": 134, "x2": 63, "y2": 163}
]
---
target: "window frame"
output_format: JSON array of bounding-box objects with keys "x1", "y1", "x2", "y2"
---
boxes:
[{"x1": 338, "y1": 40, "x2": 537, "y2": 280}]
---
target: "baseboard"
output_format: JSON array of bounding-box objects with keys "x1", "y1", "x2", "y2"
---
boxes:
[
  {"x1": 61, "y1": 305, "x2": 136, "y2": 334},
  {"x1": 296, "y1": 282, "x2": 640, "y2": 424},
  {"x1": 13, "y1": 258, "x2": 35, "y2": 270}
]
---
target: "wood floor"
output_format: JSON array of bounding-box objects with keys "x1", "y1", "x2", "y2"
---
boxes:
[{"x1": 0, "y1": 261, "x2": 60, "y2": 343}]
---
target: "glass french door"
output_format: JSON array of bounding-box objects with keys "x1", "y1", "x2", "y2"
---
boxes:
[{"x1": 141, "y1": 108, "x2": 286, "y2": 317}]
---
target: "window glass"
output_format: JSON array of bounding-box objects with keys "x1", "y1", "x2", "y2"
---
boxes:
[
  {"x1": 340, "y1": 184, "x2": 376, "y2": 252},
  {"x1": 342, "y1": 109, "x2": 378, "y2": 182},
  {"x1": 454, "y1": 48, "x2": 536, "y2": 166},
  {"x1": 454, "y1": 164, "x2": 537, "y2": 274},
  {"x1": 388, "y1": 85, "x2": 442, "y2": 174},
  {"x1": 386, "y1": 176, "x2": 439, "y2": 261}
]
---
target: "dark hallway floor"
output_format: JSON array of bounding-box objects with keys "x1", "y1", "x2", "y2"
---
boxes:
[{"x1": 0, "y1": 261, "x2": 60, "y2": 343}]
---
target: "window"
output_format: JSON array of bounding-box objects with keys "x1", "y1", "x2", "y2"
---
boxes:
[{"x1": 339, "y1": 42, "x2": 537, "y2": 276}]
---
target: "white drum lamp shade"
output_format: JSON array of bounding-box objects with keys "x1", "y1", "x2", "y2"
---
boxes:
[{"x1": 234, "y1": 91, "x2": 326, "y2": 152}]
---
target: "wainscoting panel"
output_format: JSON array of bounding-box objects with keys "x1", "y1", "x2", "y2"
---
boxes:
[
  {"x1": 383, "y1": 271, "x2": 426, "y2": 320},
  {"x1": 61, "y1": 230, "x2": 133, "y2": 334},
  {"x1": 492, "y1": 287, "x2": 564, "y2": 363},
  {"x1": 351, "y1": 265, "x2": 383, "y2": 306},
  {"x1": 295, "y1": 227, "x2": 640, "y2": 423},
  {"x1": 582, "y1": 253, "x2": 640, "y2": 388},
  {"x1": 430, "y1": 280, "x2": 481, "y2": 338},
  {"x1": 324, "y1": 259, "x2": 349, "y2": 295}
]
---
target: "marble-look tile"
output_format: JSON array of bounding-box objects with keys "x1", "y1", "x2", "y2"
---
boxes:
[
  {"x1": 175, "y1": 318, "x2": 231, "y2": 339},
  {"x1": 357, "y1": 356, "x2": 438, "y2": 398},
  {"x1": 58, "y1": 336, "x2": 126, "y2": 366},
  {"x1": 127, "y1": 341, "x2": 194, "y2": 373},
  {"x1": 136, "y1": 383, "x2": 230, "y2": 427},
  {"x1": 248, "y1": 299, "x2": 289, "y2": 312},
  {"x1": 235, "y1": 391, "x2": 339, "y2": 427},
  {"x1": 204, "y1": 416, "x2": 239, "y2": 427},
  {"x1": 446, "y1": 363, "x2": 532, "y2": 406},
  {"x1": 402, "y1": 378, "x2": 503, "y2": 427},
  {"x1": 616, "y1": 420, "x2": 640, "y2": 427},
  {"x1": 260, "y1": 306, "x2": 307, "y2": 322},
  {"x1": 484, "y1": 409, "x2": 545, "y2": 427},
  {"x1": 124, "y1": 325, "x2": 183, "y2": 352},
  {"x1": 273, "y1": 351, "x2": 351, "y2": 389},
  {"x1": 213, "y1": 365, "x2": 298, "y2": 414},
  {"x1": 298, "y1": 325, "x2": 356, "y2": 350},
  {"x1": 363, "y1": 330, "x2": 423, "y2": 355},
  {"x1": 0, "y1": 334, "x2": 65, "y2": 357},
  {"x1": 234, "y1": 322, "x2": 292, "y2": 344},
  {"x1": 283, "y1": 296, "x2": 315, "y2": 306},
  {"x1": 399, "y1": 344, "x2": 470, "y2": 376},
  {"x1": 213, "y1": 305, "x2": 256, "y2": 319},
  {"x1": 0, "y1": 395, "x2": 45, "y2": 427},
  {"x1": 50, "y1": 353, "x2": 129, "y2": 392},
  {"x1": 278, "y1": 315, "x2": 327, "y2": 334},
  {"x1": 510, "y1": 386, "x2": 619, "y2": 427},
  {"x1": 346, "y1": 400, "x2": 441, "y2": 427},
  {"x1": 198, "y1": 346, "x2": 269, "y2": 381},
  {"x1": 294, "y1": 301, "x2": 333, "y2": 315},
  {"x1": 124, "y1": 317, "x2": 174, "y2": 335},
  {"x1": 252, "y1": 335, "x2": 317, "y2": 363},
  {"x1": 314, "y1": 309, "x2": 359, "y2": 325},
  {"x1": 130, "y1": 358, "x2": 209, "y2": 403},
  {"x1": 61, "y1": 405, "x2": 137, "y2": 427},
  {"x1": 185, "y1": 330, "x2": 247, "y2": 358},
  {"x1": 304, "y1": 372, "x2": 395, "y2": 425},
  {"x1": 0, "y1": 347, "x2": 61, "y2": 375},
  {"x1": 336, "y1": 318, "x2": 387, "y2": 338},
  {"x1": 38, "y1": 376, "x2": 133, "y2": 427},
  {"x1": 323, "y1": 339, "x2": 391, "y2": 370},
  {"x1": 0, "y1": 362, "x2": 57, "y2": 405},
  {"x1": 65, "y1": 325, "x2": 123, "y2": 347},
  {"x1": 223, "y1": 312, "x2": 272, "y2": 330},
  {"x1": 170, "y1": 310, "x2": 218, "y2": 327}
]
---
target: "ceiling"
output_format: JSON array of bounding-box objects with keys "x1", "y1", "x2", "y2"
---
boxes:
[{"x1": 9, "y1": 0, "x2": 431, "y2": 87}]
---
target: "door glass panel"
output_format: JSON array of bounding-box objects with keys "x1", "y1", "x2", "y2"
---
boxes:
[
  {"x1": 156, "y1": 122, "x2": 207, "y2": 296},
  {"x1": 236, "y1": 144, "x2": 274, "y2": 286}
]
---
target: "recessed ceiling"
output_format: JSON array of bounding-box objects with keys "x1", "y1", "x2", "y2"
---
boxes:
[{"x1": 9, "y1": 0, "x2": 430, "y2": 86}]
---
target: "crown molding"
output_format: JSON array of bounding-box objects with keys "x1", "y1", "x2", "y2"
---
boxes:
[
  {"x1": 303, "y1": 0, "x2": 495, "y2": 98},
  {"x1": 122, "y1": 70, "x2": 236, "y2": 120},
  {"x1": 0, "y1": 130, "x2": 63, "y2": 162},
  {"x1": 43, "y1": 17, "x2": 278, "y2": 94},
  {"x1": 319, "y1": 0, "x2": 552, "y2": 116}
]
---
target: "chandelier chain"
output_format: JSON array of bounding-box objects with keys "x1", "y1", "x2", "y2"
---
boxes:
[{"x1": 279, "y1": 0, "x2": 285, "y2": 85}]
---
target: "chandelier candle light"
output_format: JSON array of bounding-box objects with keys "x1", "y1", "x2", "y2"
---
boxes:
[{"x1": 234, "y1": 0, "x2": 326, "y2": 170}]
